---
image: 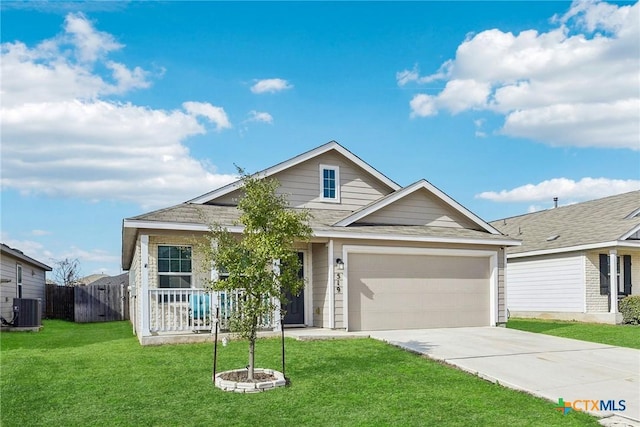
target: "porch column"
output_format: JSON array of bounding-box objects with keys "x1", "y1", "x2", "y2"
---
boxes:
[
  {"x1": 141, "y1": 234, "x2": 150, "y2": 335},
  {"x1": 609, "y1": 249, "x2": 617, "y2": 314},
  {"x1": 328, "y1": 240, "x2": 335, "y2": 329}
]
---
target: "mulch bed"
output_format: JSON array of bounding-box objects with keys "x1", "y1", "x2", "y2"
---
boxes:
[{"x1": 219, "y1": 370, "x2": 277, "y2": 383}]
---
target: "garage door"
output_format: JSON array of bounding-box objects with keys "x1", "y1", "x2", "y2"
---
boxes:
[{"x1": 348, "y1": 253, "x2": 490, "y2": 331}]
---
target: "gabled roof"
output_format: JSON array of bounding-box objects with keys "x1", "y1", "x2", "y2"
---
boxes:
[
  {"x1": 1, "y1": 243, "x2": 52, "y2": 271},
  {"x1": 122, "y1": 141, "x2": 521, "y2": 269},
  {"x1": 187, "y1": 141, "x2": 400, "y2": 204},
  {"x1": 334, "y1": 179, "x2": 502, "y2": 234},
  {"x1": 490, "y1": 191, "x2": 640, "y2": 257}
]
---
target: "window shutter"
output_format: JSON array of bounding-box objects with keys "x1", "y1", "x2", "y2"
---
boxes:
[
  {"x1": 623, "y1": 255, "x2": 632, "y2": 295},
  {"x1": 599, "y1": 254, "x2": 609, "y2": 295}
]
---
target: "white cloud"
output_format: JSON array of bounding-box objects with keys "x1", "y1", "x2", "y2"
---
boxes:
[
  {"x1": 0, "y1": 233, "x2": 53, "y2": 264},
  {"x1": 476, "y1": 177, "x2": 640, "y2": 202},
  {"x1": 250, "y1": 78, "x2": 293, "y2": 94},
  {"x1": 397, "y1": 63, "x2": 451, "y2": 86},
  {"x1": 61, "y1": 246, "x2": 119, "y2": 264},
  {"x1": 0, "y1": 12, "x2": 237, "y2": 209},
  {"x1": 183, "y1": 101, "x2": 231, "y2": 131},
  {"x1": 64, "y1": 12, "x2": 122, "y2": 63},
  {"x1": 247, "y1": 110, "x2": 273, "y2": 124},
  {"x1": 31, "y1": 230, "x2": 52, "y2": 236},
  {"x1": 400, "y1": 0, "x2": 640, "y2": 150},
  {"x1": 409, "y1": 94, "x2": 438, "y2": 117},
  {"x1": 1, "y1": 232, "x2": 120, "y2": 275}
]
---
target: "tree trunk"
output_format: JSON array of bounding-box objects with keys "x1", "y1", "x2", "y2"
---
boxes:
[
  {"x1": 247, "y1": 314, "x2": 258, "y2": 380},
  {"x1": 248, "y1": 335, "x2": 255, "y2": 380}
]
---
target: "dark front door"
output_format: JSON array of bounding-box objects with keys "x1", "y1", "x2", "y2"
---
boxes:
[{"x1": 283, "y1": 252, "x2": 305, "y2": 325}]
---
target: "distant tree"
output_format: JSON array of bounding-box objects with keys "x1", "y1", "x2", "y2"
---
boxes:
[
  {"x1": 202, "y1": 168, "x2": 312, "y2": 380},
  {"x1": 53, "y1": 258, "x2": 82, "y2": 286}
]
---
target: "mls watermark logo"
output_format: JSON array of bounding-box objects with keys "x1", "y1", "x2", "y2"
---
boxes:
[{"x1": 555, "y1": 398, "x2": 626, "y2": 415}]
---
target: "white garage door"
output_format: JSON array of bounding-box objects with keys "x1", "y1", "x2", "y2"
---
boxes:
[{"x1": 348, "y1": 253, "x2": 490, "y2": 331}]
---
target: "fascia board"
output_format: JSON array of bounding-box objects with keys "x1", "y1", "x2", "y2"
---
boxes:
[
  {"x1": 313, "y1": 229, "x2": 520, "y2": 247},
  {"x1": 619, "y1": 223, "x2": 640, "y2": 240},
  {"x1": 123, "y1": 219, "x2": 244, "y2": 234},
  {"x1": 624, "y1": 207, "x2": 640, "y2": 220}
]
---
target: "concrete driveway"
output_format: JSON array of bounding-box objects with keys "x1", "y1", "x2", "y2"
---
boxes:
[{"x1": 369, "y1": 327, "x2": 639, "y2": 425}]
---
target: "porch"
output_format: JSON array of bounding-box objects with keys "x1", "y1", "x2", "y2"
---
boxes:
[{"x1": 140, "y1": 288, "x2": 279, "y2": 342}]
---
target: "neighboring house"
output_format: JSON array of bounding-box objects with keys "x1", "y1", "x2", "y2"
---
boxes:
[
  {"x1": 0, "y1": 243, "x2": 52, "y2": 320},
  {"x1": 122, "y1": 141, "x2": 519, "y2": 344},
  {"x1": 76, "y1": 274, "x2": 109, "y2": 286},
  {"x1": 90, "y1": 273, "x2": 129, "y2": 289},
  {"x1": 491, "y1": 191, "x2": 640, "y2": 324}
]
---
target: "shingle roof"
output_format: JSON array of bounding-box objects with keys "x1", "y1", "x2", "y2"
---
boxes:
[
  {"x1": 490, "y1": 191, "x2": 640, "y2": 255},
  {"x1": 129, "y1": 203, "x2": 514, "y2": 242},
  {"x1": 0, "y1": 243, "x2": 52, "y2": 271}
]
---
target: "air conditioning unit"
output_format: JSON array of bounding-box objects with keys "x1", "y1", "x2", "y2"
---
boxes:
[{"x1": 12, "y1": 298, "x2": 42, "y2": 327}]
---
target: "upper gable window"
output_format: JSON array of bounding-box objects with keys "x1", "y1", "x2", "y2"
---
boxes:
[{"x1": 320, "y1": 164, "x2": 340, "y2": 203}]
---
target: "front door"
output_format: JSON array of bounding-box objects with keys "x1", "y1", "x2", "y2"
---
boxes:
[{"x1": 283, "y1": 252, "x2": 305, "y2": 325}]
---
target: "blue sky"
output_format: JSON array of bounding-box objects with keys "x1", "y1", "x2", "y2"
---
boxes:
[{"x1": 1, "y1": 1, "x2": 639, "y2": 279}]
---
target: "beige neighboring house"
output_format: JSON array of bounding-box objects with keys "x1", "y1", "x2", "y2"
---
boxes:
[
  {"x1": 1, "y1": 243, "x2": 52, "y2": 320},
  {"x1": 491, "y1": 191, "x2": 640, "y2": 324},
  {"x1": 122, "y1": 141, "x2": 520, "y2": 344}
]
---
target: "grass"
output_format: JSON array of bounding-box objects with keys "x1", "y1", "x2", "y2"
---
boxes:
[
  {"x1": 507, "y1": 318, "x2": 640, "y2": 349},
  {"x1": 1, "y1": 321, "x2": 599, "y2": 426}
]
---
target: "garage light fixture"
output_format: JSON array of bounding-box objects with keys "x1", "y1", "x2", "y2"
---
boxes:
[{"x1": 335, "y1": 258, "x2": 344, "y2": 271}]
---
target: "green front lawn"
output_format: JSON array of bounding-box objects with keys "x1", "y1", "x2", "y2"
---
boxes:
[
  {"x1": 507, "y1": 318, "x2": 640, "y2": 349},
  {"x1": 1, "y1": 321, "x2": 598, "y2": 426}
]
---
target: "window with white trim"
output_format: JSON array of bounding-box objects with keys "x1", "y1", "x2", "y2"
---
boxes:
[
  {"x1": 158, "y1": 245, "x2": 192, "y2": 288},
  {"x1": 320, "y1": 164, "x2": 340, "y2": 202}
]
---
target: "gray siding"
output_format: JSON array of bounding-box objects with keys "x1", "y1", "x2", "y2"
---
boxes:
[
  {"x1": 1, "y1": 253, "x2": 47, "y2": 319},
  {"x1": 209, "y1": 151, "x2": 394, "y2": 211},
  {"x1": 312, "y1": 243, "x2": 330, "y2": 327},
  {"x1": 358, "y1": 189, "x2": 477, "y2": 229}
]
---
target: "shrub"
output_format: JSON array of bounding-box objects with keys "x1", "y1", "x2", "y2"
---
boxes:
[{"x1": 619, "y1": 295, "x2": 640, "y2": 325}]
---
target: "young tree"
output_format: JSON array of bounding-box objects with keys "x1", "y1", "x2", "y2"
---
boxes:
[
  {"x1": 204, "y1": 169, "x2": 312, "y2": 380},
  {"x1": 53, "y1": 258, "x2": 82, "y2": 286}
]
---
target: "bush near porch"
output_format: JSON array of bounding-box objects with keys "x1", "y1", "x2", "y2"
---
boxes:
[
  {"x1": 619, "y1": 295, "x2": 640, "y2": 325},
  {"x1": 1, "y1": 321, "x2": 598, "y2": 426},
  {"x1": 508, "y1": 318, "x2": 640, "y2": 349}
]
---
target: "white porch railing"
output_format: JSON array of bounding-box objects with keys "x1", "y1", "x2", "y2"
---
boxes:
[{"x1": 148, "y1": 289, "x2": 277, "y2": 333}]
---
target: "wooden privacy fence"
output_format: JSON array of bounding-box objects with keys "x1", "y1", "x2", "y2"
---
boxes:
[
  {"x1": 46, "y1": 282, "x2": 129, "y2": 323},
  {"x1": 46, "y1": 285, "x2": 74, "y2": 321}
]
